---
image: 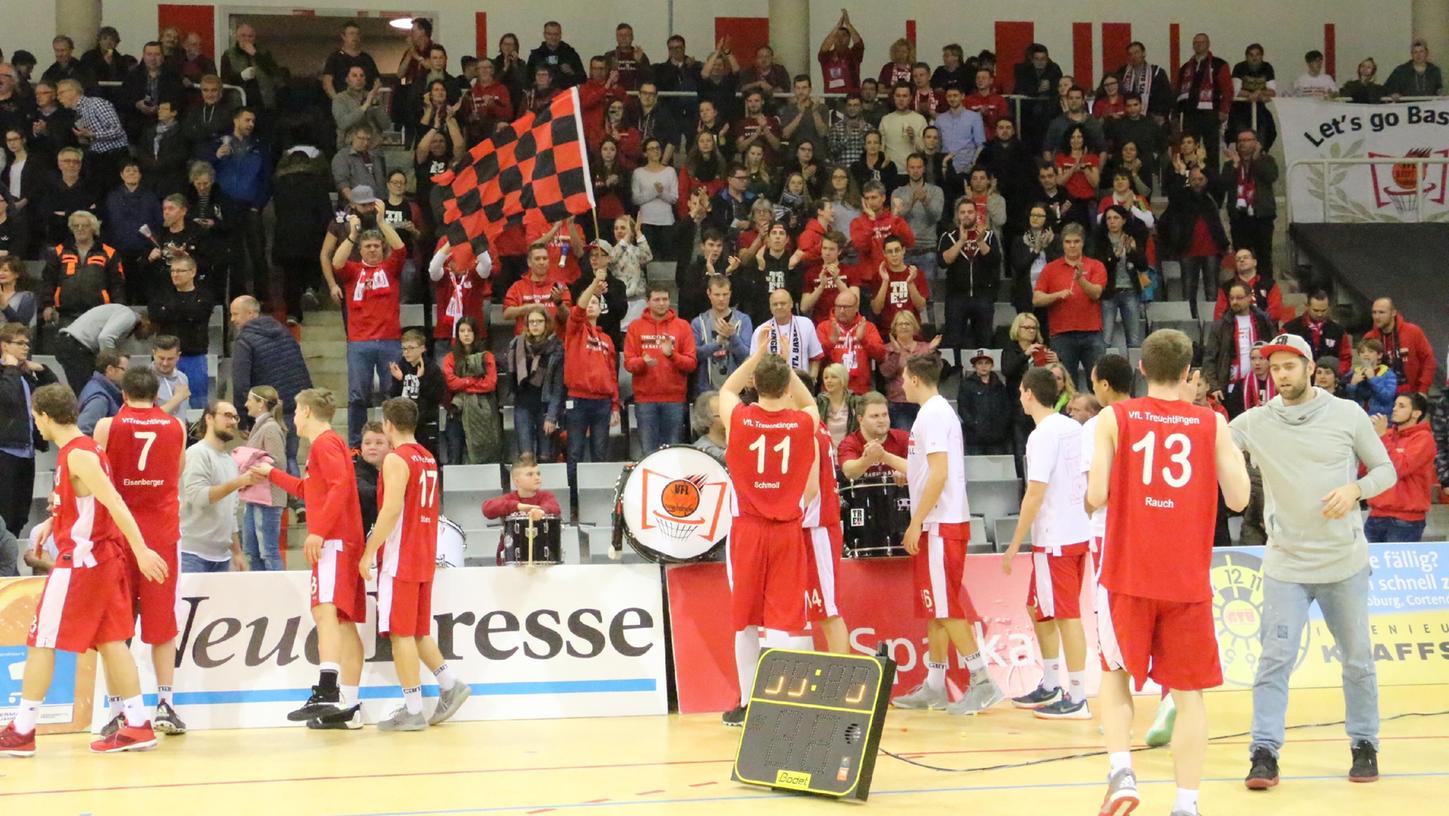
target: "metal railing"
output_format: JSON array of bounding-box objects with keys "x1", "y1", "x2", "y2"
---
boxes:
[
  {"x1": 96, "y1": 80, "x2": 248, "y2": 107},
  {"x1": 1285, "y1": 155, "x2": 1449, "y2": 224}
]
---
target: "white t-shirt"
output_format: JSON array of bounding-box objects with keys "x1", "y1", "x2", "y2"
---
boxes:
[
  {"x1": 750, "y1": 315, "x2": 825, "y2": 374},
  {"x1": 1081, "y1": 413, "x2": 1105, "y2": 538},
  {"x1": 907, "y1": 394, "x2": 970, "y2": 529},
  {"x1": 1292, "y1": 72, "x2": 1338, "y2": 98},
  {"x1": 1025, "y1": 412, "x2": 1092, "y2": 551},
  {"x1": 1233, "y1": 314, "x2": 1253, "y2": 382}
]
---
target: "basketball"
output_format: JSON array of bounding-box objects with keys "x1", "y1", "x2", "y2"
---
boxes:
[
  {"x1": 1393, "y1": 161, "x2": 1419, "y2": 190},
  {"x1": 660, "y1": 479, "x2": 701, "y2": 518}
]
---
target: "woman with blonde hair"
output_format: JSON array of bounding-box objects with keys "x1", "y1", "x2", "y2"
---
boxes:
[
  {"x1": 814, "y1": 362, "x2": 862, "y2": 448},
  {"x1": 241, "y1": 385, "x2": 287, "y2": 570},
  {"x1": 878, "y1": 310, "x2": 941, "y2": 430},
  {"x1": 1045, "y1": 360, "x2": 1077, "y2": 414},
  {"x1": 878, "y1": 38, "x2": 915, "y2": 87}
]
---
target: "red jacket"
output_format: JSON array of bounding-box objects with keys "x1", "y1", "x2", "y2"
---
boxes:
[
  {"x1": 443, "y1": 350, "x2": 497, "y2": 395},
  {"x1": 623, "y1": 308, "x2": 697, "y2": 403},
  {"x1": 482, "y1": 490, "x2": 563, "y2": 519},
  {"x1": 578, "y1": 79, "x2": 628, "y2": 149},
  {"x1": 1368, "y1": 422, "x2": 1437, "y2": 521},
  {"x1": 563, "y1": 305, "x2": 619, "y2": 403},
  {"x1": 817, "y1": 315, "x2": 886, "y2": 394},
  {"x1": 1365, "y1": 314, "x2": 1438, "y2": 394},
  {"x1": 674, "y1": 167, "x2": 726, "y2": 218},
  {"x1": 849, "y1": 211, "x2": 914, "y2": 289},
  {"x1": 268, "y1": 430, "x2": 364, "y2": 551},
  {"x1": 963, "y1": 91, "x2": 1009, "y2": 127},
  {"x1": 1175, "y1": 53, "x2": 1233, "y2": 115}
]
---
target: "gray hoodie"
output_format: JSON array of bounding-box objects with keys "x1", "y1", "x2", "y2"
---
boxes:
[{"x1": 1229, "y1": 387, "x2": 1395, "y2": 584}]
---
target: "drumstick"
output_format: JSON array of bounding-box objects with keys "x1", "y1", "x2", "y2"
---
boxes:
[{"x1": 526, "y1": 514, "x2": 536, "y2": 564}]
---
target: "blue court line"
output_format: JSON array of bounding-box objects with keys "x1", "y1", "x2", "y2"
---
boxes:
[
  {"x1": 138, "y1": 679, "x2": 657, "y2": 707},
  {"x1": 332, "y1": 772, "x2": 1449, "y2": 816}
]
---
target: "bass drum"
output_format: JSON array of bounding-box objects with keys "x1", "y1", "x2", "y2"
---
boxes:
[
  {"x1": 613, "y1": 445, "x2": 733, "y2": 563},
  {"x1": 436, "y1": 516, "x2": 466, "y2": 568}
]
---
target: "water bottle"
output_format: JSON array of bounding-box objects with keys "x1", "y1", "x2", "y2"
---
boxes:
[{"x1": 558, "y1": 240, "x2": 570, "y2": 268}]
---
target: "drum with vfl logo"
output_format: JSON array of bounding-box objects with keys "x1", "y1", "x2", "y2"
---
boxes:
[{"x1": 612, "y1": 446, "x2": 733, "y2": 563}]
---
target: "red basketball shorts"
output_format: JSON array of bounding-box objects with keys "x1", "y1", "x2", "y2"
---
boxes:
[
  {"x1": 123, "y1": 520, "x2": 180, "y2": 645},
  {"x1": 1027, "y1": 542, "x2": 1091, "y2": 622},
  {"x1": 1097, "y1": 585, "x2": 1223, "y2": 691},
  {"x1": 312, "y1": 539, "x2": 368, "y2": 624},
  {"x1": 728, "y1": 516, "x2": 808, "y2": 631},
  {"x1": 28, "y1": 557, "x2": 134, "y2": 652},
  {"x1": 376, "y1": 573, "x2": 433, "y2": 638},
  {"x1": 803, "y1": 524, "x2": 842, "y2": 621},
  {"x1": 912, "y1": 528, "x2": 978, "y2": 621}
]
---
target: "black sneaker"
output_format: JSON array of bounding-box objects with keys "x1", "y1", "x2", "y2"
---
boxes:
[
  {"x1": 1349, "y1": 740, "x2": 1378, "y2": 783},
  {"x1": 307, "y1": 704, "x2": 363, "y2": 730},
  {"x1": 99, "y1": 713, "x2": 125, "y2": 738},
  {"x1": 288, "y1": 685, "x2": 341, "y2": 722},
  {"x1": 1245, "y1": 747, "x2": 1280, "y2": 790},
  {"x1": 721, "y1": 705, "x2": 747, "y2": 727},
  {"x1": 153, "y1": 702, "x2": 187, "y2": 735}
]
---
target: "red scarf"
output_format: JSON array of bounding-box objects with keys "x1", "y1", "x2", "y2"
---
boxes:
[
  {"x1": 1235, "y1": 160, "x2": 1257, "y2": 212},
  {"x1": 1245, "y1": 374, "x2": 1276, "y2": 409}
]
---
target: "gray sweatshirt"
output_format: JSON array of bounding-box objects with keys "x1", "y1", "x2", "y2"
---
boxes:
[
  {"x1": 1229, "y1": 387, "x2": 1395, "y2": 584},
  {"x1": 180, "y1": 440, "x2": 240, "y2": 561}
]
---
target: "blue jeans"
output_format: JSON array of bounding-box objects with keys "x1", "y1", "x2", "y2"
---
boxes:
[
  {"x1": 514, "y1": 392, "x2": 555, "y2": 460},
  {"x1": 241, "y1": 503, "x2": 285, "y2": 571},
  {"x1": 177, "y1": 354, "x2": 209, "y2": 408},
  {"x1": 1363, "y1": 516, "x2": 1425, "y2": 543},
  {"x1": 888, "y1": 401, "x2": 918, "y2": 431},
  {"x1": 283, "y1": 410, "x2": 300, "y2": 476},
  {"x1": 635, "y1": 401, "x2": 684, "y2": 454},
  {"x1": 181, "y1": 552, "x2": 233, "y2": 573},
  {"x1": 346, "y1": 338, "x2": 402, "y2": 446},
  {"x1": 1100, "y1": 290, "x2": 1144, "y2": 349},
  {"x1": 905, "y1": 250, "x2": 940, "y2": 288},
  {"x1": 1251, "y1": 565, "x2": 1379, "y2": 755},
  {"x1": 568, "y1": 398, "x2": 612, "y2": 464},
  {"x1": 944, "y1": 294, "x2": 994, "y2": 349},
  {"x1": 1051, "y1": 330, "x2": 1106, "y2": 391}
]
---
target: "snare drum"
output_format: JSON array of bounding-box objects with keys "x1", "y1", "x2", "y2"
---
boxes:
[
  {"x1": 839, "y1": 477, "x2": 911, "y2": 558},
  {"x1": 436, "y1": 516, "x2": 465, "y2": 569},
  {"x1": 613, "y1": 445, "x2": 733, "y2": 563},
  {"x1": 498, "y1": 513, "x2": 563, "y2": 565}
]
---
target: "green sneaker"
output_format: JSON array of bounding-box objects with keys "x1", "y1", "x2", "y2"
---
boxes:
[{"x1": 1146, "y1": 695, "x2": 1177, "y2": 747}]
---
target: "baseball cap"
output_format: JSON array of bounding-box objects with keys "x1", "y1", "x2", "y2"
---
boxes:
[
  {"x1": 350, "y1": 185, "x2": 377, "y2": 205},
  {"x1": 969, "y1": 348, "x2": 993, "y2": 364},
  {"x1": 1258, "y1": 333, "x2": 1312, "y2": 361}
]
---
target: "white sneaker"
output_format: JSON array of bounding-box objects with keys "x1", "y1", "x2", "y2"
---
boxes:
[
  {"x1": 946, "y1": 680, "x2": 1004, "y2": 716},
  {"x1": 376, "y1": 706, "x2": 428, "y2": 732},
  {"x1": 891, "y1": 681, "x2": 950, "y2": 710},
  {"x1": 1097, "y1": 767, "x2": 1139, "y2": 816}
]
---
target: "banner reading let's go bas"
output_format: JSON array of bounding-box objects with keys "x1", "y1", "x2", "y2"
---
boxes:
[{"x1": 1278, "y1": 97, "x2": 1449, "y2": 223}]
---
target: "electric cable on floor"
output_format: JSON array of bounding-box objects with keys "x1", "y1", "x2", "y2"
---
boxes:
[{"x1": 878, "y1": 709, "x2": 1449, "y2": 773}]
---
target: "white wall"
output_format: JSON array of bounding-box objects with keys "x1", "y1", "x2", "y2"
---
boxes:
[{"x1": 0, "y1": 0, "x2": 1413, "y2": 90}]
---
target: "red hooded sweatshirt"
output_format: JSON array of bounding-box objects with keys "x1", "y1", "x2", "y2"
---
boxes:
[
  {"x1": 1367, "y1": 421, "x2": 1438, "y2": 521},
  {"x1": 1365, "y1": 313, "x2": 1438, "y2": 395},
  {"x1": 849, "y1": 210, "x2": 915, "y2": 290},
  {"x1": 624, "y1": 307, "x2": 697, "y2": 403},
  {"x1": 562, "y1": 305, "x2": 619, "y2": 403}
]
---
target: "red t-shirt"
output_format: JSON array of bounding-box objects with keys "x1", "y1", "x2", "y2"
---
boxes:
[
  {"x1": 105, "y1": 405, "x2": 186, "y2": 541},
  {"x1": 806, "y1": 424, "x2": 841, "y2": 529},
  {"x1": 337, "y1": 247, "x2": 406, "y2": 342},
  {"x1": 504, "y1": 276, "x2": 572, "y2": 335},
  {"x1": 819, "y1": 42, "x2": 865, "y2": 94},
  {"x1": 268, "y1": 430, "x2": 364, "y2": 552},
  {"x1": 1101, "y1": 398, "x2": 1220, "y2": 602},
  {"x1": 837, "y1": 428, "x2": 910, "y2": 478},
  {"x1": 726, "y1": 404, "x2": 816, "y2": 522},
  {"x1": 376, "y1": 442, "x2": 438, "y2": 583},
  {"x1": 1055, "y1": 152, "x2": 1101, "y2": 200},
  {"x1": 1034, "y1": 257, "x2": 1106, "y2": 335},
  {"x1": 874, "y1": 265, "x2": 929, "y2": 332},
  {"x1": 1186, "y1": 218, "x2": 1220, "y2": 258}
]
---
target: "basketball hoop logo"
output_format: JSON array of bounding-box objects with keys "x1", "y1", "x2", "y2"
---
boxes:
[
  {"x1": 1369, "y1": 148, "x2": 1449, "y2": 214},
  {"x1": 618, "y1": 447, "x2": 734, "y2": 561},
  {"x1": 641, "y1": 469, "x2": 728, "y2": 547}
]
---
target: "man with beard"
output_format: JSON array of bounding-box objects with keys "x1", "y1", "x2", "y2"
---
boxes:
[{"x1": 179, "y1": 400, "x2": 258, "y2": 572}]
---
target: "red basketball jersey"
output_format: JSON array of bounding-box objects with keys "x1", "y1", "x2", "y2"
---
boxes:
[
  {"x1": 52, "y1": 435, "x2": 123, "y2": 565},
  {"x1": 803, "y1": 423, "x2": 841, "y2": 529},
  {"x1": 1102, "y1": 397, "x2": 1221, "y2": 602},
  {"x1": 726, "y1": 404, "x2": 816, "y2": 522},
  {"x1": 105, "y1": 405, "x2": 185, "y2": 541},
  {"x1": 377, "y1": 442, "x2": 439, "y2": 582}
]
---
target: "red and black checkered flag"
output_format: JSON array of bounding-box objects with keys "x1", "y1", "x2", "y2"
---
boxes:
[{"x1": 433, "y1": 87, "x2": 595, "y2": 265}]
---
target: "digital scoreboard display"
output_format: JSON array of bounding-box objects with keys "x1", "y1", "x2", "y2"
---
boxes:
[{"x1": 731, "y1": 648, "x2": 896, "y2": 801}]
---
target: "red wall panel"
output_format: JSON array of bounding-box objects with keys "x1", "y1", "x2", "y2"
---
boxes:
[
  {"x1": 1072, "y1": 22, "x2": 1093, "y2": 89},
  {"x1": 1170, "y1": 23, "x2": 1182, "y2": 78},
  {"x1": 994, "y1": 21, "x2": 1035, "y2": 94},
  {"x1": 158, "y1": 4, "x2": 215, "y2": 59},
  {"x1": 475, "y1": 12, "x2": 488, "y2": 59},
  {"x1": 1101, "y1": 23, "x2": 1132, "y2": 79},
  {"x1": 1325, "y1": 23, "x2": 1337, "y2": 79},
  {"x1": 714, "y1": 17, "x2": 769, "y2": 71}
]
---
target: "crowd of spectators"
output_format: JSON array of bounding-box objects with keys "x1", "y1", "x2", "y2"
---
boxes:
[{"x1": 2, "y1": 16, "x2": 1448, "y2": 575}]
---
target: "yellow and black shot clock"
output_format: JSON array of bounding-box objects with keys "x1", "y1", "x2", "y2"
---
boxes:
[{"x1": 1211, "y1": 549, "x2": 1311, "y2": 687}]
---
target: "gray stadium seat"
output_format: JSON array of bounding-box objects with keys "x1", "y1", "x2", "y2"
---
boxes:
[
  {"x1": 993, "y1": 516, "x2": 1030, "y2": 552},
  {"x1": 993, "y1": 302, "x2": 1017, "y2": 329},
  {"x1": 965, "y1": 455, "x2": 1016, "y2": 481},
  {"x1": 575, "y1": 461, "x2": 626, "y2": 528}
]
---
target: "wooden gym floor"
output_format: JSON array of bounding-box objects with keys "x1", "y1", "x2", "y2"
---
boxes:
[{"x1": 2, "y1": 685, "x2": 1446, "y2": 815}]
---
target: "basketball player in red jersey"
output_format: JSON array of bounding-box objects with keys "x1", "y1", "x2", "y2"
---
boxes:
[
  {"x1": 93, "y1": 367, "x2": 190, "y2": 736},
  {"x1": 360, "y1": 399, "x2": 472, "y2": 731},
  {"x1": 0, "y1": 384, "x2": 169, "y2": 757},
  {"x1": 1086, "y1": 330, "x2": 1249, "y2": 816},
  {"x1": 803, "y1": 420, "x2": 849, "y2": 654},
  {"x1": 894, "y1": 354, "x2": 1005, "y2": 715},
  {"x1": 250, "y1": 388, "x2": 368, "y2": 730},
  {"x1": 718, "y1": 328, "x2": 821, "y2": 726}
]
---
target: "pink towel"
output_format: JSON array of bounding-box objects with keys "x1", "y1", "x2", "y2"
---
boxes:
[{"x1": 231, "y1": 446, "x2": 276, "y2": 505}]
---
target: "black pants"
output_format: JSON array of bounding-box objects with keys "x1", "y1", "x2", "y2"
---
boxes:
[
  {"x1": 278, "y1": 257, "x2": 319, "y2": 323},
  {"x1": 0, "y1": 450, "x2": 35, "y2": 537},
  {"x1": 1229, "y1": 212, "x2": 1275, "y2": 280},
  {"x1": 55, "y1": 332, "x2": 96, "y2": 394},
  {"x1": 237, "y1": 207, "x2": 270, "y2": 303}
]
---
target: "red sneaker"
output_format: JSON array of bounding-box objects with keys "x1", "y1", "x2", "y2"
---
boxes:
[
  {"x1": 89, "y1": 721, "x2": 157, "y2": 754},
  {"x1": 1, "y1": 722, "x2": 37, "y2": 757}
]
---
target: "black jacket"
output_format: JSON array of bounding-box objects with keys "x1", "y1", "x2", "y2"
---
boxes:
[
  {"x1": 270, "y1": 153, "x2": 334, "y2": 263},
  {"x1": 136, "y1": 121, "x2": 191, "y2": 197},
  {"x1": 1204, "y1": 307, "x2": 1276, "y2": 393},
  {"x1": 958, "y1": 371, "x2": 1014, "y2": 445},
  {"x1": 526, "y1": 42, "x2": 585, "y2": 88},
  {"x1": 1008, "y1": 230, "x2": 1063, "y2": 311},
  {"x1": 389, "y1": 357, "x2": 446, "y2": 430},
  {"x1": 43, "y1": 239, "x2": 125, "y2": 319},
  {"x1": 0, "y1": 360, "x2": 57, "y2": 451},
  {"x1": 938, "y1": 228, "x2": 1002, "y2": 299},
  {"x1": 1159, "y1": 176, "x2": 1229, "y2": 258},
  {"x1": 354, "y1": 455, "x2": 380, "y2": 533},
  {"x1": 39, "y1": 175, "x2": 100, "y2": 246},
  {"x1": 1088, "y1": 225, "x2": 1151, "y2": 298},
  {"x1": 150, "y1": 285, "x2": 214, "y2": 356},
  {"x1": 233, "y1": 316, "x2": 312, "y2": 414},
  {"x1": 571, "y1": 259, "x2": 629, "y2": 348}
]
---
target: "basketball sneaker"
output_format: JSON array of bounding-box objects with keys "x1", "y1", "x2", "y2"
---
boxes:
[
  {"x1": 1097, "y1": 767, "x2": 1139, "y2": 816},
  {"x1": 1011, "y1": 684, "x2": 1062, "y2": 709},
  {"x1": 429, "y1": 682, "x2": 472, "y2": 726},
  {"x1": 721, "y1": 705, "x2": 748, "y2": 727},
  {"x1": 891, "y1": 682, "x2": 949, "y2": 710},
  {"x1": 946, "y1": 679, "x2": 1004, "y2": 716},
  {"x1": 0, "y1": 722, "x2": 36, "y2": 757},
  {"x1": 99, "y1": 712, "x2": 125, "y2": 737},
  {"x1": 1245, "y1": 747, "x2": 1280, "y2": 789},
  {"x1": 377, "y1": 706, "x2": 428, "y2": 732},
  {"x1": 90, "y1": 721, "x2": 157, "y2": 753},
  {"x1": 1033, "y1": 696, "x2": 1091, "y2": 720},
  {"x1": 153, "y1": 702, "x2": 187, "y2": 735},
  {"x1": 1145, "y1": 695, "x2": 1177, "y2": 747},
  {"x1": 288, "y1": 685, "x2": 342, "y2": 722},
  {"x1": 1349, "y1": 740, "x2": 1379, "y2": 783},
  {"x1": 307, "y1": 704, "x2": 363, "y2": 730}
]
